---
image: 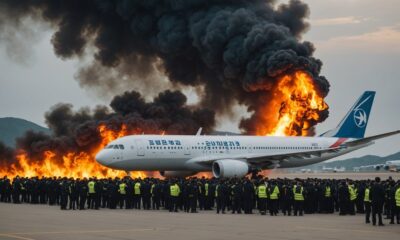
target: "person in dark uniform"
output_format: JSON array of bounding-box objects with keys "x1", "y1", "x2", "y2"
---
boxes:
[
  {"x1": 389, "y1": 180, "x2": 397, "y2": 224},
  {"x1": 125, "y1": 178, "x2": 133, "y2": 209},
  {"x1": 188, "y1": 180, "x2": 199, "y2": 213},
  {"x1": 69, "y1": 178, "x2": 79, "y2": 210},
  {"x1": 216, "y1": 179, "x2": 228, "y2": 214},
  {"x1": 338, "y1": 181, "x2": 350, "y2": 215},
  {"x1": 243, "y1": 178, "x2": 255, "y2": 214},
  {"x1": 59, "y1": 178, "x2": 69, "y2": 210},
  {"x1": 101, "y1": 179, "x2": 109, "y2": 208},
  {"x1": 370, "y1": 177, "x2": 385, "y2": 226},
  {"x1": 281, "y1": 182, "x2": 293, "y2": 216},
  {"x1": 141, "y1": 179, "x2": 151, "y2": 210},
  {"x1": 231, "y1": 180, "x2": 243, "y2": 214},
  {"x1": 78, "y1": 179, "x2": 88, "y2": 210},
  {"x1": 12, "y1": 176, "x2": 21, "y2": 204},
  {"x1": 182, "y1": 181, "x2": 190, "y2": 213},
  {"x1": 108, "y1": 180, "x2": 118, "y2": 209}
]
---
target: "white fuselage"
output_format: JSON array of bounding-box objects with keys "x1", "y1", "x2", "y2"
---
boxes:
[{"x1": 95, "y1": 135, "x2": 368, "y2": 173}]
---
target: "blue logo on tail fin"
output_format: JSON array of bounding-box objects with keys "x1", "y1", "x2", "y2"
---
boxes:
[{"x1": 322, "y1": 91, "x2": 375, "y2": 139}]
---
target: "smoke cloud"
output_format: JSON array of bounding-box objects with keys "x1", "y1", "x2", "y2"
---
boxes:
[
  {"x1": 0, "y1": 90, "x2": 215, "y2": 168},
  {"x1": 0, "y1": 0, "x2": 329, "y2": 133}
]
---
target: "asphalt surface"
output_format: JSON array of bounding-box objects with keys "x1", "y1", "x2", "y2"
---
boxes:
[
  {"x1": 0, "y1": 203, "x2": 399, "y2": 240},
  {"x1": 268, "y1": 172, "x2": 400, "y2": 180}
]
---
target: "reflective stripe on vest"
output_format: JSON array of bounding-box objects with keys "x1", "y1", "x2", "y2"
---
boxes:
[
  {"x1": 134, "y1": 182, "x2": 141, "y2": 195},
  {"x1": 325, "y1": 186, "x2": 331, "y2": 197},
  {"x1": 257, "y1": 185, "x2": 267, "y2": 198},
  {"x1": 349, "y1": 185, "x2": 357, "y2": 201},
  {"x1": 364, "y1": 188, "x2": 370, "y2": 202},
  {"x1": 170, "y1": 184, "x2": 180, "y2": 197},
  {"x1": 88, "y1": 181, "x2": 95, "y2": 194},
  {"x1": 395, "y1": 188, "x2": 400, "y2": 207},
  {"x1": 293, "y1": 186, "x2": 304, "y2": 201},
  {"x1": 119, "y1": 183, "x2": 126, "y2": 195},
  {"x1": 269, "y1": 185, "x2": 279, "y2": 200}
]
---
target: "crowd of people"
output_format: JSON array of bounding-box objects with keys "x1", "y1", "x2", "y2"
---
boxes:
[{"x1": 1, "y1": 175, "x2": 399, "y2": 226}]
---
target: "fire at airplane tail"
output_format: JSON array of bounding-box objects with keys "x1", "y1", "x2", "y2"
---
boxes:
[{"x1": 260, "y1": 71, "x2": 329, "y2": 136}]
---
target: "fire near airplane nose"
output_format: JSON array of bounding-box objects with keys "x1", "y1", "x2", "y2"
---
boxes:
[{"x1": 95, "y1": 151, "x2": 108, "y2": 166}]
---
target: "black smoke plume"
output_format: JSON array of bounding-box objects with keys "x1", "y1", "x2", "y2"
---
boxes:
[
  {"x1": 0, "y1": 0, "x2": 329, "y2": 134},
  {"x1": 0, "y1": 90, "x2": 215, "y2": 168},
  {"x1": 0, "y1": 142, "x2": 15, "y2": 170}
]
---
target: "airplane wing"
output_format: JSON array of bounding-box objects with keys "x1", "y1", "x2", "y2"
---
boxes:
[
  {"x1": 188, "y1": 147, "x2": 342, "y2": 167},
  {"x1": 188, "y1": 129, "x2": 400, "y2": 168},
  {"x1": 343, "y1": 130, "x2": 400, "y2": 147}
]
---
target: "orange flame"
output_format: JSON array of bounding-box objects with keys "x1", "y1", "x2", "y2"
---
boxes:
[
  {"x1": 0, "y1": 124, "x2": 161, "y2": 179},
  {"x1": 256, "y1": 71, "x2": 328, "y2": 136}
]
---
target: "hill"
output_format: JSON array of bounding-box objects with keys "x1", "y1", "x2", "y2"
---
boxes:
[
  {"x1": 0, "y1": 117, "x2": 50, "y2": 148},
  {"x1": 296, "y1": 151, "x2": 400, "y2": 171}
]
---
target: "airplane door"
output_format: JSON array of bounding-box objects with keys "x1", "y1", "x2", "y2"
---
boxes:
[
  {"x1": 184, "y1": 145, "x2": 191, "y2": 155},
  {"x1": 135, "y1": 139, "x2": 145, "y2": 156},
  {"x1": 248, "y1": 145, "x2": 253, "y2": 153}
]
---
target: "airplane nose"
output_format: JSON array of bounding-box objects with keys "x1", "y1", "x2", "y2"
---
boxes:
[{"x1": 95, "y1": 150, "x2": 109, "y2": 166}]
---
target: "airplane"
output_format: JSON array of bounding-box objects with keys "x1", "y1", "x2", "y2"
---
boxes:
[
  {"x1": 375, "y1": 160, "x2": 400, "y2": 172},
  {"x1": 322, "y1": 166, "x2": 346, "y2": 173},
  {"x1": 95, "y1": 91, "x2": 400, "y2": 178}
]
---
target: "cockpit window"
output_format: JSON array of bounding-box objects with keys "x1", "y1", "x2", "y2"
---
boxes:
[
  {"x1": 106, "y1": 145, "x2": 114, "y2": 149},
  {"x1": 113, "y1": 145, "x2": 119, "y2": 149},
  {"x1": 119, "y1": 144, "x2": 124, "y2": 150}
]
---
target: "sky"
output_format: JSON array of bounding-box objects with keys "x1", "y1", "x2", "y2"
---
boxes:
[{"x1": 0, "y1": 0, "x2": 399, "y2": 160}]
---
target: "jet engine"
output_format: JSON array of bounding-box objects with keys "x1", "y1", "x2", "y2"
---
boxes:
[
  {"x1": 384, "y1": 165, "x2": 390, "y2": 171},
  {"x1": 212, "y1": 159, "x2": 249, "y2": 178},
  {"x1": 159, "y1": 171, "x2": 196, "y2": 178}
]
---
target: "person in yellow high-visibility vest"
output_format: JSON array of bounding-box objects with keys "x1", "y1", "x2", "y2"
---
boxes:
[
  {"x1": 394, "y1": 184, "x2": 400, "y2": 224},
  {"x1": 118, "y1": 181, "x2": 127, "y2": 209},
  {"x1": 348, "y1": 182, "x2": 357, "y2": 215},
  {"x1": 133, "y1": 181, "x2": 141, "y2": 209},
  {"x1": 293, "y1": 182, "x2": 305, "y2": 216},
  {"x1": 323, "y1": 183, "x2": 334, "y2": 213},
  {"x1": 87, "y1": 179, "x2": 96, "y2": 209},
  {"x1": 364, "y1": 184, "x2": 371, "y2": 224},
  {"x1": 257, "y1": 181, "x2": 268, "y2": 215},
  {"x1": 204, "y1": 182, "x2": 210, "y2": 210},
  {"x1": 268, "y1": 181, "x2": 280, "y2": 216},
  {"x1": 169, "y1": 180, "x2": 180, "y2": 212}
]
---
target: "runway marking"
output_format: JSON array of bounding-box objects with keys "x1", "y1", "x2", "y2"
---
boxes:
[
  {"x1": 297, "y1": 226, "x2": 398, "y2": 234},
  {"x1": 0, "y1": 234, "x2": 35, "y2": 240},
  {"x1": 0, "y1": 228, "x2": 169, "y2": 237}
]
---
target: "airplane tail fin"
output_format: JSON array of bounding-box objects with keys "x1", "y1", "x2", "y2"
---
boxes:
[{"x1": 321, "y1": 91, "x2": 376, "y2": 139}]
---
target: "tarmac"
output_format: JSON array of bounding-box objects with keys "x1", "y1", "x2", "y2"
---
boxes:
[
  {"x1": 267, "y1": 171, "x2": 400, "y2": 180},
  {"x1": 1, "y1": 202, "x2": 399, "y2": 240}
]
